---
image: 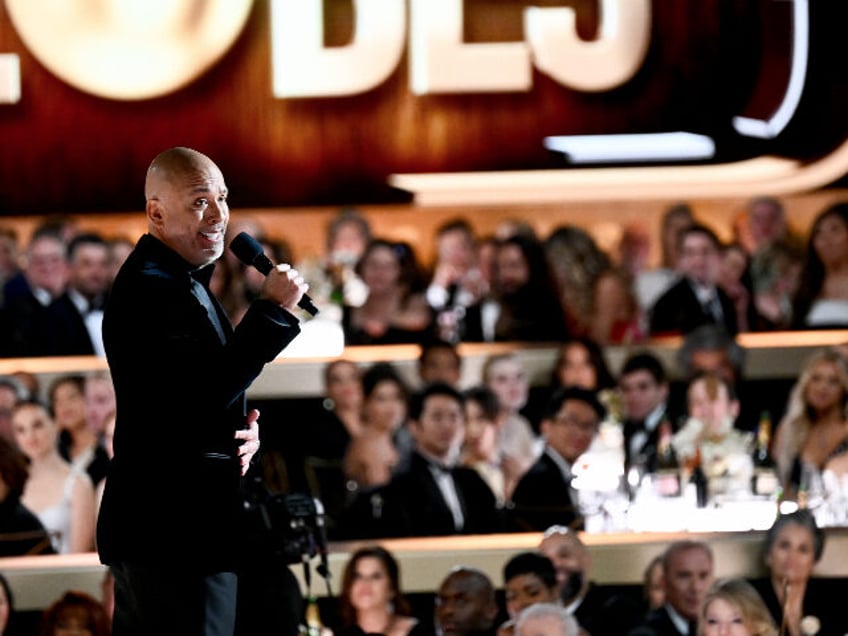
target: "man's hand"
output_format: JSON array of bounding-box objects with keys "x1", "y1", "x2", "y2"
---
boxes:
[{"x1": 235, "y1": 409, "x2": 261, "y2": 476}]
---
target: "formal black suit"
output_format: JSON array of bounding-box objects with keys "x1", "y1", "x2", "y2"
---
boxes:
[
  {"x1": 622, "y1": 405, "x2": 678, "y2": 472},
  {"x1": 0, "y1": 272, "x2": 54, "y2": 357},
  {"x1": 352, "y1": 450, "x2": 503, "y2": 538},
  {"x1": 648, "y1": 277, "x2": 737, "y2": 337},
  {"x1": 628, "y1": 605, "x2": 690, "y2": 636},
  {"x1": 509, "y1": 448, "x2": 582, "y2": 532},
  {"x1": 41, "y1": 291, "x2": 101, "y2": 356},
  {"x1": 97, "y1": 234, "x2": 301, "y2": 572},
  {"x1": 573, "y1": 582, "x2": 644, "y2": 636}
]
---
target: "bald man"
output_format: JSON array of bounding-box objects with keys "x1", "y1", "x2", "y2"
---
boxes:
[
  {"x1": 97, "y1": 147, "x2": 308, "y2": 636},
  {"x1": 435, "y1": 567, "x2": 500, "y2": 636}
]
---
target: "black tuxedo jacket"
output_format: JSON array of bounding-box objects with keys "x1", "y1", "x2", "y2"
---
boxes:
[
  {"x1": 622, "y1": 406, "x2": 678, "y2": 471},
  {"x1": 648, "y1": 278, "x2": 737, "y2": 337},
  {"x1": 42, "y1": 292, "x2": 98, "y2": 356},
  {"x1": 97, "y1": 234, "x2": 301, "y2": 572},
  {"x1": 0, "y1": 273, "x2": 54, "y2": 357},
  {"x1": 368, "y1": 451, "x2": 504, "y2": 538},
  {"x1": 509, "y1": 450, "x2": 581, "y2": 532},
  {"x1": 574, "y1": 582, "x2": 644, "y2": 636}
]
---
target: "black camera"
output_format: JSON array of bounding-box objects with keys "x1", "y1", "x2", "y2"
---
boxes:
[{"x1": 242, "y1": 478, "x2": 328, "y2": 566}]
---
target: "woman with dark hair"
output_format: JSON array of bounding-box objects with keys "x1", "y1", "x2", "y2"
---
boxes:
[
  {"x1": 343, "y1": 239, "x2": 433, "y2": 345},
  {"x1": 0, "y1": 435, "x2": 54, "y2": 557},
  {"x1": 335, "y1": 545, "x2": 424, "y2": 636},
  {"x1": 791, "y1": 202, "x2": 848, "y2": 329},
  {"x1": 550, "y1": 336, "x2": 617, "y2": 392},
  {"x1": 749, "y1": 510, "x2": 845, "y2": 636}
]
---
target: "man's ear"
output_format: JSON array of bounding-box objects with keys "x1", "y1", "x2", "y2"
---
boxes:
[{"x1": 146, "y1": 198, "x2": 163, "y2": 230}]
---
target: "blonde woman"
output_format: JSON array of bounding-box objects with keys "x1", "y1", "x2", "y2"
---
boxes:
[
  {"x1": 700, "y1": 579, "x2": 777, "y2": 636},
  {"x1": 772, "y1": 348, "x2": 848, "y2": 498},
  {"x1": 11, "y1": 400, "x2": 95, "y2": 554}
]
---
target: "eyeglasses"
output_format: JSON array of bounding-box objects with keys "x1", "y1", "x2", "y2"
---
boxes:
[{"x1": 550, "y1": 413, "x2": 599, "y2": 433}]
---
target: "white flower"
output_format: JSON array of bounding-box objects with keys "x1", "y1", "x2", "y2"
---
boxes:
[{"x1": 800, "y1": 615, "x2": 821, "y2": 635}]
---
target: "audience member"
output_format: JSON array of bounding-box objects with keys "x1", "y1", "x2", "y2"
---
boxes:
[
  {"x1": 105, "y1": 234, "x2": 135, "y2": 287},
  {"x1": 515, "y1": 602, "x2": 580, "y2": 636},
  {"x1": 0, "y1": 227, "x2": 68, "y2": 357},
  {"x1": 481, "y1": 234, "x2": 567, "y2": 343},
  {"x1": 643, "y1": 555, "x2": 665, "y2": 614},
  {"x1": 335, "y1": 545, "x2": 425, "y2": 636},
  {"x1": 435, "y1": 566, "x2": 500, "y2": 636},
  {"x1": 0, "y1": 226, "x2": 19, "y2": 289},
  {"x1": 358, "y1": 361, "x2": 414, "y2": 471},
  {"x1": 544, "y1": 225, "x2": 639, "y2": 344},
  {"x1": 426, "y1": 218, "x2": 487, "y2": 344},
  {"x1": 0, "y1": 436, "x2": 54, "y2": 556},
  {"x1": 356, "y1": 383, "x2": 503, "y2": 538},
  {"x1": 629, "y1": 540, "x2": 714, "y2": 636},
  {"x1": 498, "y1": 552, "x2": 560, "y2": 636},
  {"x1": 342, "y1": 238, "x2": 432, "y2": 345},
  {"x1": 418, "y1": 340, "x2": 463, "y2": 388},
  {"x1": 717, "y1": 242, "x2": 760, "y2": 333},
  {"x1": 619, "y1": 352, "x2": 676, "y2": 472},
  {"x1": 672, "y1": 372, "x2": 754, "y2": 498},
  {"x1": 633, "y1": 203, "x2": 694, "y2": 315},
  {"x1": 83, "y1": 371, "x2": 116, "y2": 439},
  {"x1": 548, "y1": 337, "x2": 617, "y2": 395},
  {"x1": 49, "y1": 375, "x2": 110, "y2": 488},
  {"x1": 792, "y1": 201, "x2": 848, "y2": 329},
  {"x1": 11, "y1": 400, "x2": 96, "y2": 554},
  {"x1": 461, "y1": 385, "x2": 517, "y2": 503},
  {"x1": 749, "y1": 509, "x2": 846, "y2": 636},
  {"x1": 649, "y1": 224, "x2": 738, "y2": 337},
  {"x1": 538, "y1": 525, "x2": 642, "y2": 635},
  {"x1": 0, "y1": 378, "x2": 26, "y2": 442},
  {"x1": 482, "y1": 353, "x2": 540, "y2": 479},
  {"x1": 306, "y1": 359, "x2": 365, "y2": 464},
  {"x1": 699, "y1": 578, "x2": 777, "y2": 636},
  {"x1": 39, "y1": 590, "x2": 110, "y2": 636},
  {"x1": 509, "y1": 387, "x2": 605, "y2": 532},
  {"x1": 772, "y1": 348, "x2": 848, "y2": 498},
  {"x1": 42, "y1": 232, "x2": 110, "y2": 356}
]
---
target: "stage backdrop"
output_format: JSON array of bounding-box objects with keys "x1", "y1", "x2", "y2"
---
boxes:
[{"x1": 0, "y1": 0, "x2": 846, "y2": 215}]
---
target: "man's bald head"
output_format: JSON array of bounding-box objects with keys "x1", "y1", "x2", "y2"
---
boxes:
[
  {"x1": 436, "y1": 566, "x2": 499, "y2": 636},
  {"x1": 145, "y1": 146, "x2": 216, "y2": 201}
]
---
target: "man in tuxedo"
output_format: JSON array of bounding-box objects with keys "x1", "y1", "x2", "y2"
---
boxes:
[
  {"x1": 43, "y1": 232, "x2": 111, "y2": 356},
  {"x1": 629, "y1": 541, "x2": 714, "y2": 636},
  {"x1": 373, "y1": 382, "x2": 504, "y2": 537},
  {"x1": 649, "y1": 224, "x2": 737, "y2": 337},
  {"x1": 538, "y1": 525, "x2": 642, "y2": 635},
  {"x1": 435, "y1": 566, "x2": 501, "y2": 636},
  {"x1": 619, "y1": 352, "x2": 674, "y2": 472},
  {"x1": 509, "y1": 387, "x2": 605, "y2": 532}
]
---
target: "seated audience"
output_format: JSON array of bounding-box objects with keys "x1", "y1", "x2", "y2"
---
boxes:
[
  {"x1": 791, "y1": 201, "x2": 848, "y2": 329},
  {"x1": 619, "y1": 352, "x2": 676, "y2": 472},
  {"x1": 418, "y1": 340, "x2": 463, "y2": 388},
  {"x1": 515, "y1": 603, "x2": 580, "y2": 636},
  {"x1": 717, "y1": 241, "x2": 761, "y2": 333},
  {"x1": 749, "y1": 509, "x2": 847, "y2": 636},
  {"x1": 482, "y1": 353, "x2": 540, "y2": 477},
  {"x1": 629, "y1": 540, "x2": 715, "y2": 636},
  {"x1": 83, "y1": 371, "x2": 116, "y2": 441},
  {"x1": 49, "y1": 374, "x2": 110, "y2": 488},
  {"x1": 348, "y1": 383, "x2": 502, "y2": 538},
  {"x1": 476, "y1": 233, "x2": 567, "y2": 343},
  {"x1": 357, "y1": 362, "x2": 414, "y2": 471},
  {"x1": 0, "y1": 225, "x2": 20, "y2": 293},
  {"x1": 633, "y1": 202, "x2": 694, "y2": 314},
  {"x1": 642, "y1": 555, "x2": 665, "y2": 615},
  {"x1": 11, "y1": 400, "x2": 96, "y2": 554},
  {"x1": 772, "y1": 348, "x2": 848, "y2": 499},
  {"x1": 435, "y1": 566, "x2": 501, "y2": 636},
  {"x1": 671, "y1": 372, "x2": 754, "y2": 498},
  {"x1": 498, "y1": 552, "x2": 561, "y2": 636},
  {"x1": 0, "y1": 436, "x2": 54, "y2": 556},
  {"x1": 509, "y1": 387, "x2": 605, "y2": 532},
  {"x1": 538, "y1": 525, "x2": 642, "y2": 635},
  {"x1": 461, "y1": 385, "x2": 517, "y2": 503},
  {"x1": 543, "y1": 225, "x2": 638, "y2": 344},
  {"x1": 649, "y1": 224, "x2": 738, "y2": 337},
  {"x1": 699, "y1": 578, "x2": 777, "y2": 636},
  {"x1": 0, "y1": 378, "x2": 26, "y2": 442},
  {"x1": 425, "y1": 218, "x2": 488, "y2": 344},
  {"x1": 39, "y1": 590, "x2": 110, "y2": 636},
  {"x1": 334, "y1": 545, "x2": 425, "y2": 636},
  {"x1": 342, "y1": 238, "x2": 432, "y2": 345},
  {"x1": 305, "y1": 359, "x2": 365, "y2": 464}
]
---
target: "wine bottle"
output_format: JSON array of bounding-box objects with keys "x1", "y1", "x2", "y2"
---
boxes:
[
  {"x1": 751, "y1": 411, "x2": 779, "y2": 497},
  {"x1": 304, "y1": 596, "x2": 324, "y2": 636},
  {"x1": 689, "y1": 446, "x2": 709, "y2": 508},
  {"x1": 654, "y1": 418, "x2": 681, "y2": 497}
]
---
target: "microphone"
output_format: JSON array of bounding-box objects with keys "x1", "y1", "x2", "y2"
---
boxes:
[{"x1": 230, "y1": 232, "x2": 318, "y2": 316}]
